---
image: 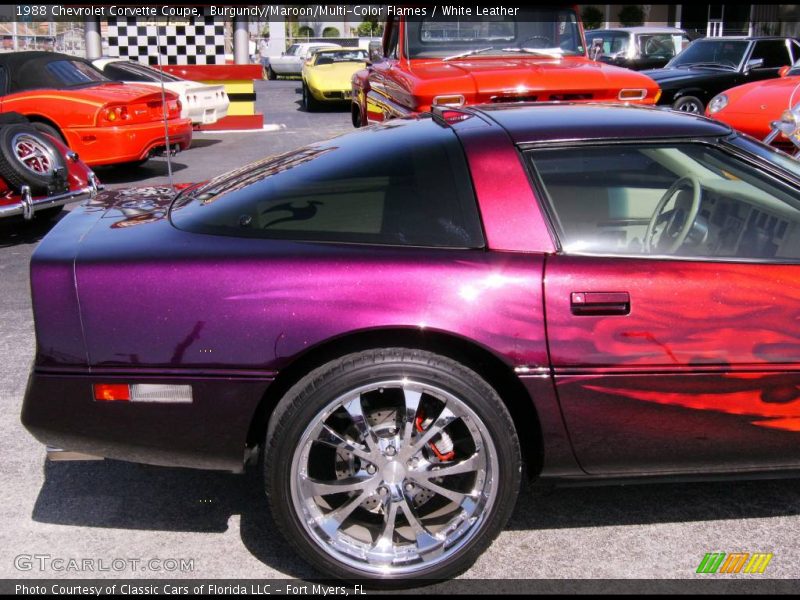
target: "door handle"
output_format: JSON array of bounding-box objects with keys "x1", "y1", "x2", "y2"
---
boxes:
[{"x1": 570, "y1": 292, "x2": 630, "y2": 316}]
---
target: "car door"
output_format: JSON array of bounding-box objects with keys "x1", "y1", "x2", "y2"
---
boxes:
[{"x1": 527, "y1": 140, "x2": 800, "y2": 475}]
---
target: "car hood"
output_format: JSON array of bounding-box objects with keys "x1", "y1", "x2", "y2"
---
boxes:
[
  {"x1": 641, "y1": 66, "x2": 734, "y2": 86},
  {"x1": 307, "y1": 62, "x2": 366, "y2": 88},
  {"x1": 404, "y1": 57, "x2": 658, "y2": 103},
  {"x1": 721, "y1": 76, "x2": 800, "y2": 115}
]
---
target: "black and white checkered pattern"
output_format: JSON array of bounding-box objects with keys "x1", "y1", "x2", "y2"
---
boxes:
[{"x1": 105, "y1": 17, "x2": 226, "y2": 65}]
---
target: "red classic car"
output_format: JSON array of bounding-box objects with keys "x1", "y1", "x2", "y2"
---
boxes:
[
  {"x1": 706, "y1": 63, "x2": 800, "y2": 155},
  {"x1": 351, "y1": 5, "x2": 661, "y2": 127},
  {"x1": 0, "y1": 112, "x2": 98, "y2": 221},
  {"x1": 0, "y1": 52, "x2": 192, "y2": 167}
]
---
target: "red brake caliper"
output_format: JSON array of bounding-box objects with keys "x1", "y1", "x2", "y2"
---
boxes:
[{"x1": 415, "y1": 410, "x2": 455, "y2": 461}]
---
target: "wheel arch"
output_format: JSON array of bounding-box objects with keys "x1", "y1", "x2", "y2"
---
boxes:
[
  {"x1": 23, "y1": 115, "x2": 67, "y2": 143},
  {"x1": 246, "y1": 327, "x2": 544, "y2": 478}
]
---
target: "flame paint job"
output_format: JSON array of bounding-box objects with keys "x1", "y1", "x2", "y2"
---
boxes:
[{"x1": 22, "y1": 104, "x2": 800, "y2": 477}]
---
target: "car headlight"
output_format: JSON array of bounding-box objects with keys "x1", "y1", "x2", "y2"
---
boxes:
[
  {"x1": 775, "y1": 108, "x2": 800, "y2": 137},
  {"x1": 707, "y1": 94, "x2": 728, "y2": 114}
]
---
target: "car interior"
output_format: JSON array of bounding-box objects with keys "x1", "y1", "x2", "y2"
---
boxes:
[{"x1": 530, "y1": 143, "x2": 800, "y2": 260}]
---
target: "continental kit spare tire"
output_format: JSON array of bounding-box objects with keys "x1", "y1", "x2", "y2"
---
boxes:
[{"x1": 0, "y1": 124, "x2": 67, "y2": 196}]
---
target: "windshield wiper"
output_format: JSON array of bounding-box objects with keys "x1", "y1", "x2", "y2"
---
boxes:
[
  {"x1": 443, "y1": 47, "x2": 495, "y2": 61},
  {"x1": 501, "y1": 47, "x2": 564, "y2": 58}
]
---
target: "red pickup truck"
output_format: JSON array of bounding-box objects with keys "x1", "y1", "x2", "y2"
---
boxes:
[{"x1": 351, "y1": 6, "x2": 661, "y2": 127}]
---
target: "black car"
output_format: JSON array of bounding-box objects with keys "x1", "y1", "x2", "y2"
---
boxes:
[
  {"x1": 643, "y1": 36, "x2": 800, "y2": 113},
  {"x1": 586, "y1": 27, "x2": 691, "y2": 70}
]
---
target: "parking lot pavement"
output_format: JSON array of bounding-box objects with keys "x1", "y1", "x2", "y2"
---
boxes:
[{"x1": 2, "y1": 79, "x2": 800, "y2": 586}]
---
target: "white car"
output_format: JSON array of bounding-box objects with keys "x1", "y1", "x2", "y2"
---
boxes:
[
  {"x1": 92, "y1": 58, "x2": 230, "y2": 126},
  {"x1": 266, "y1": 43, "x2": 342, "y2": 79}
]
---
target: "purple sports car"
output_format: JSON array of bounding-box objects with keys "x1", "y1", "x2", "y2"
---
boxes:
[{"x1": 22, "y1": 103, "x2": 800, "y2": 583}]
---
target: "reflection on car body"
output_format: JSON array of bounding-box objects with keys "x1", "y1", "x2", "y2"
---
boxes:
[{"x1": 22, "y1": 103, "x2": 800, "y2": 586}]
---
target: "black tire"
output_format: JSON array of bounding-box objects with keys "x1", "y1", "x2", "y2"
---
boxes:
[
  {"x1": 0, "y1": 124, "x2": 66, "y2": 195},
  {"x1": 302, "y1": 82, "x2": 320, "y2": 112},
  {"x1": 351, "y1": 103, "x2": 362, "y2": 128},
  {"x1": 267, "y1": 66, "x2": 277, "y2": 80},
  {"x1": 264, "y1": 348, "x2": 522, "y2": 585},
  {"x1": 672, "y1": 95, "x2": 704, "y2": 114}
]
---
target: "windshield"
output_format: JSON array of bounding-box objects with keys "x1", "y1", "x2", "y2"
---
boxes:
[
  {"x1": 668, "y1": 39, "x2": 749, "y2": 69},
  {"x1": 314, "y1": 49, "x2": 367, "y2": 64},
  {"x1": 639, "y1": 34, "x2": 680, "y2": 59},
  {"x1": 406, "y1": 7, "x2": 584, "y2": 59},
  {"x1": 45, "y1": 59, "x2": 109, "y2": 87}
]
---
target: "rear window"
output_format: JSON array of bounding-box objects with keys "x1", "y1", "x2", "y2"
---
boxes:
[
  {"x1": 45, "y1": 60, "x2": 107, "y2": 86},
  {"x1": 170, "y1": 119, "x2": 484, "y2": 248}
]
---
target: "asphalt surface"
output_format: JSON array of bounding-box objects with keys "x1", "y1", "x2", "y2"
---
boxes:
[{"x1": 1, "y1": 80, "x2": 800, "y2": 587}]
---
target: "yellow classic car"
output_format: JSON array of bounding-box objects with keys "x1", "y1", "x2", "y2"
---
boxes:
[{"x1": 301, "y1": 48, "x2": 368, "y2": 111}]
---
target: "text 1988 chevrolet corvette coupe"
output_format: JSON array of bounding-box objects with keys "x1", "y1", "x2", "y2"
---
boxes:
[{"x1": 22, "y1": 103, "x2": 800, "y2": 583}]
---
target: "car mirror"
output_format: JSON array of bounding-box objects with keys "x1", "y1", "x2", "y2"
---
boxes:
[
  {"x1": 779, "y1": 65, "x2": 791, "y2": 77},
  {"x1": 745, "y1": 58, "x2": 765, "y2": 72},
  {"x1": 368, "y1": 46, "x2": 384, "y2": 64}
]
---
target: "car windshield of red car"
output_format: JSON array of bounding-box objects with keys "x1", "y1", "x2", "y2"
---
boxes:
[{"x1": 406, "y1": 6, "x2": 584, "y2": 59}]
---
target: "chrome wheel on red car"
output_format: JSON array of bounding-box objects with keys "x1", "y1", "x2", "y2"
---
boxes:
[
  {"x1": 0, "y1": 124, "x2": 66, "y2": 195},
  {"x1": 265, "y1": 349, "x2": 521, "y2": 583}
]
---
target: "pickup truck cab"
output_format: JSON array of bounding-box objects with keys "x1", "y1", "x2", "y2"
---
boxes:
[{"x1": 351, "y1": 6, "x2": 661, "y2": 127}]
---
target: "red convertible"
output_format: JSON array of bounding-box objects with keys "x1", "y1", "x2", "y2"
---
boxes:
[
  {"x1": 351, "y1": 5, "x2": 660, "y2": 127},
  {"x1": 707, "y1": 63, "x2": 800, "y2": 155},
  {"x1": 0, "y1": 52, "x2": 192, "y2": 167}
]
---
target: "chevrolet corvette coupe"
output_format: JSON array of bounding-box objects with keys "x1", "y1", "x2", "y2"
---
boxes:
[{"x1": 22, "y1": 104, "x2": 800, "y2": 584}]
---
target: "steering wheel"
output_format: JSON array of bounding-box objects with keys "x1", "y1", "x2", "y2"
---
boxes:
[
  {"x1": 644, "y1": 175, "x2": 702, "y2": 254},
  {"x1": 518, "y1": 35, "x2": 553, "y2": 49}
]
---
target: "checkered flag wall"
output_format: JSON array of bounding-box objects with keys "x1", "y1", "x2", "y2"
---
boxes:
[{"x1": 106, "y1": 17, "x2": 227, "y2": 65}]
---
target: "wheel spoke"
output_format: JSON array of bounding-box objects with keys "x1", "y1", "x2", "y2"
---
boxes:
[
  {"x1": 341, "y1": 395, "x2": 379, "y2": 453},
  {"x1": 415, "y1": 451, "x2": 482, "y2": 480},
  {"x1": 315, "y1": 423, "x2": 374, "y2": 462},
  {"x1": 372, "y1": 499, "x2": 399, "y2": 555},
  {"x1": 300, "y1": 473, "x2": 375, "y2": 497},
  {"x1": 410, "y1": 477, "x2": 471, "y2": 505},
  {"x1": 410, "y1": 405, "x2": 458, "y2": 455},
  {"x1": 399, "y1": 497, "x2": 441, "y2": 554},
  {"x1": 318, "y1": 483, "x2": 376, "y2": 536},
  {"x1": 400, "y1": 388, "x2": 422, "y2": 446}
]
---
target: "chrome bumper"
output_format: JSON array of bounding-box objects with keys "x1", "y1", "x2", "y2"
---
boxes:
[
  {"x1": 46, "y1": 446, "x2": 103, "y2": 462},
  {"x1": 0, "y1": 174, "x2": 100, "y2": 220}
]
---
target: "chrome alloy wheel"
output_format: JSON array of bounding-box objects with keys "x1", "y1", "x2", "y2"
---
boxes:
[
  {"x1": 289, "y1": 379, "x2": 499, "y2": 575},
  {"x1": 13, "y1": 133, "x2": 56, "y2": 176}
]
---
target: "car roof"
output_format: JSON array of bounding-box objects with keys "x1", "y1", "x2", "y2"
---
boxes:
[
  {"x1": 587, "y1": 27, "x2": 687, "y2": 35},
  {"x1": 470, "y1": 103, "x2": 732, "y2": 144},
  {"x1": 0, "y1": 51, "x2": 99, "y2": 93},
  {"x1": 692, "y1": 36, "x2": 791, "y2": 41}
]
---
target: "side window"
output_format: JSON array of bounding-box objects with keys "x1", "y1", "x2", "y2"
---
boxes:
[
  {"x1": 750, "y1": 40, "x2": 792, "y2": 68},
  {"x1": 171, "y1": 121, "x2": 484, "y2": 248},
  {"x1": 528, "y1": 144, "x2": 800, "y2": 260}
]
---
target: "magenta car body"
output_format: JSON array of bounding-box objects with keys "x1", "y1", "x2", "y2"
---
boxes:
[{"x1": 22, "y1": 104, "x2": 800, "y2": 583}]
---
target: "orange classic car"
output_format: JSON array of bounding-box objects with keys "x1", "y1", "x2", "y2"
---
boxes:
[
  {"x1": 706, "y1": 63, "x2": 800, "y2": 155},
  {"x1": 0, "y1": 52, "x2": 192, "y2": 167},
  {"x1": 350, "y1": 5, "x2": 661, "y2": 127}
]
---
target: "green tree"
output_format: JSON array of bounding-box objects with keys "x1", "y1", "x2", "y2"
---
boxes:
[
  {"x1": 322, "y1": 26, "x2": 340, "y2": 38},
  {"x1": 357, "y1": 16, "x2": 383, "y2": 37},
  {"x1": 618, "y1": 5, "x2": 645, "y2": 27},
  {"x1": 581, "y1": 6, "x2": 604, "y2": 31}
]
